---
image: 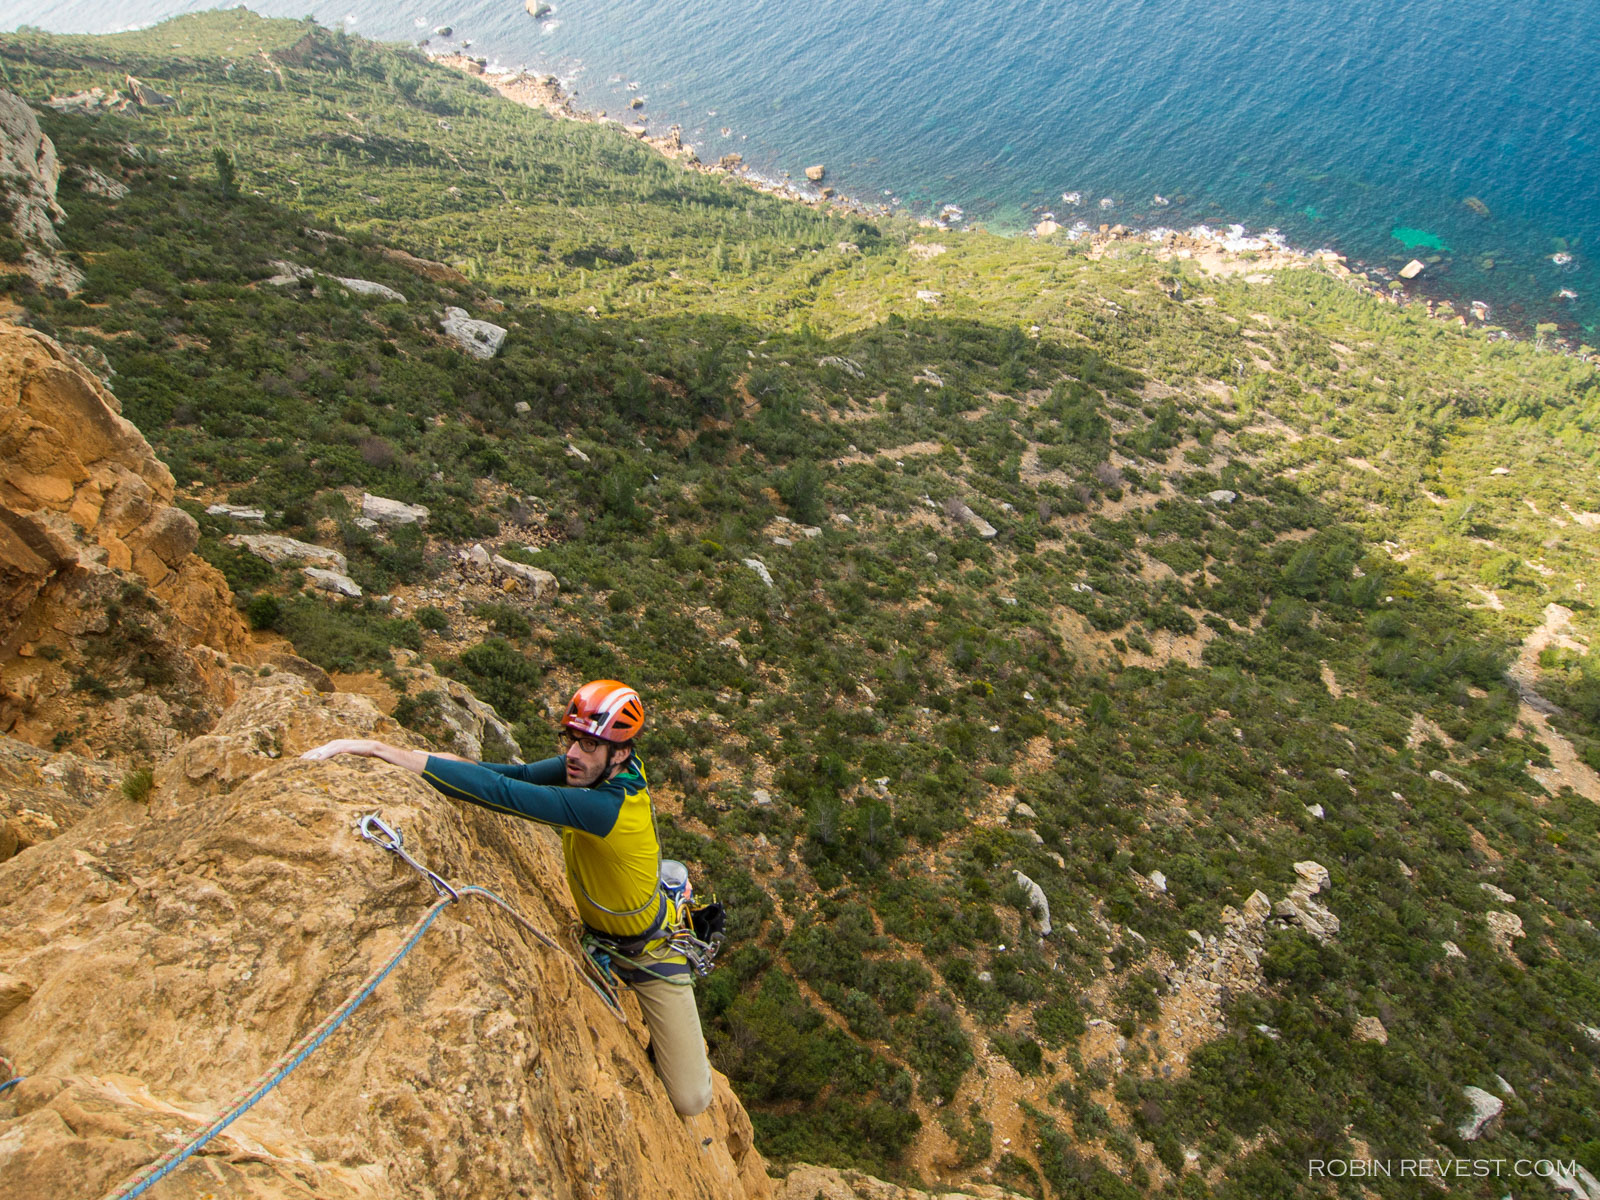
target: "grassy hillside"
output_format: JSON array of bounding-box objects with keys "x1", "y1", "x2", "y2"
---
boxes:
[{"x1": 4, "y1": 12, "x2": 1598, "y2": 1196}]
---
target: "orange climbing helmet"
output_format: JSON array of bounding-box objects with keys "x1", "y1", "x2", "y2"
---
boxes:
[{"x1": 563, "y1": 680, "x2": 645, "y2": 744}]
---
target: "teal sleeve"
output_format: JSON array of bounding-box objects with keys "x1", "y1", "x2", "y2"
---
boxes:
[
  {"x1": 422, "y1": 756, "x2": 624, "y2": 835},
  {"x1": 479, "y1": 757, "x2": 568, "y2": 785}
]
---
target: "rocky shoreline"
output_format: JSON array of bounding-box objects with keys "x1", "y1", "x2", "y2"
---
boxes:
[
  {"x1": 429, "y1": 53, "x2": 1590, "y2": 357},
  {"x1": 428, "y1": 52, "x2": 890, "y2": 222}
]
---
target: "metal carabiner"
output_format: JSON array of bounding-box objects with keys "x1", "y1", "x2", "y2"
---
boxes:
[{"x1": 357, "y1": 812, "x2": 459, "y2": 901}]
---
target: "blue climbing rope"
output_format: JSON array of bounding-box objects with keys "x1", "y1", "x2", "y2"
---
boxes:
[
  {"x1": 102, "y1": 898, "x2": 451, "y2": 1200},
  {"x1": 96, "y1": 811, "x2": 624, "y2": 1200},
  {"x1": 0, "y1": 1076, "x2": 23, "y2": 1098}
]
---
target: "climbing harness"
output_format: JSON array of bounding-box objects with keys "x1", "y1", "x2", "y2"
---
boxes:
[
  {"x1": 578, "y1": 858, "x2": 726, "y2": 986},
  {"x1": 95, "y1": 812, "x2": 624, "y2": 1200}
]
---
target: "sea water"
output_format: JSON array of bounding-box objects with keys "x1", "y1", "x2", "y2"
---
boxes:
[{"x1": 10, "y1": 0, "x2": 1598, "y2": 338}]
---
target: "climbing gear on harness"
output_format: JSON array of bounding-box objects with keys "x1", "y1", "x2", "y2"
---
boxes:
[
  {"x1": 579, "y1": 858, "x2": 725, "y2": 985},
  {"x1": 660, "y1": 858, "x2": 691, "y2": 905},
  {"x1": 563, "y1": 679, "x2": 645, "y2": 743},
  {"x1": 97, "y1": 812, "x2": 626, "y2": 1200}
]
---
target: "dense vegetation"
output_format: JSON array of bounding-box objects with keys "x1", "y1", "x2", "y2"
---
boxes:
[{"x1": 4, "y1": 12, "x2": 1598, "y2": 1196}]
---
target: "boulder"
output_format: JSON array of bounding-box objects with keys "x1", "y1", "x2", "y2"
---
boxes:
[
  {"x1": 361, "y1": 493, "x2": 430, "y2": 527},
  {"x1": 303, "y1": 566, "x2": 362, "y2": 597},
  {"x1": 1399, "y1": 259, "x2": 1426, "y2": 280},
  {"x1": 333, "y1": 276, "x2": 406, "y2": 303},
  {"x1": 205, "y1": 503, "x2": 266, "y2": 522},
  {"x1": 440, "y1": 307, "x2": 508, "y2": 360},
  {"x1": 0, "y1": 680, "x2": 772, "y2": 1200},
  {"x1": 1353, "y1": 1015, "x2": 1388, "y2": 1044},
  {"x1": 1013, "y1": 870, "x2": 1052, "y2": 935},
  {"x1": 1485, "y1": 910, "x2": 1525, "y2": 956},
  {"x1": 225, "y1": 533, "x2": 348, "y2": 573},
  {"x1": 743, "y1": 558, "x2": 774, "y2": 588},
  {"x1": 804, "y1": 164, "x2": 825, "y2": 182},
  {"x1": 816, "y1": 356, "x2": 865, "y2": 380},
  {"x1": 0, "y1": 736, "x2": 119, "y2": 861},
  {"x1": 492, "y1": 555, "x2": 558, "y2": 600},
  {"x1": 380, "y1": 246, "x2": 470, "y2": 287},
  {"x1": 1457, "y1": 1086, "x2": 1503, "y2": 1141},
  {"x1": 1206, "y1": 490, "x2": 1238, "y2": 504},
  {"x1": 124, "y1": 75, "x2": 176, "y2": 107},
  {"x1": 943, "y1": 498, "x2": 997, "y2": 539}
]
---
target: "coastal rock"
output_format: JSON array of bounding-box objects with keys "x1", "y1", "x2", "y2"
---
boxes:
[
  {"x1": 804, "y1": 164, "x2": 826, "y2": 182},
  {"x1": 440, "y1": 307, "x2": 508, "y2": 359},
  {"x1": 362, "y1": 493, "x2": 430, "y2": 527},
  {"x1": 1034, "y1": 219, "x2": 1060, "y2": 237},
  {"x1": 225, "y1": 533, "x2": 347, "y2": 573},
  {"x1": 525, "y1": 0, "x2": 554, "y2": 17},
  {"x1": 1399, "y1": 259, "x2": 1426, "y2": 280},
  {"x1": 718, "y1": 153, "x2": 744, "y2": 171}
]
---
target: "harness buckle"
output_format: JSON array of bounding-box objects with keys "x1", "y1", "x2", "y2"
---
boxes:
[{"x1": 357, "y1": 812, "x2": 459, "y2": 901}]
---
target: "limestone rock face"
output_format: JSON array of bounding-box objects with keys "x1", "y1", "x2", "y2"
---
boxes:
[
  {"x1": 0, "y1": 734, "x2": 120, "y2": 860},
  {"x1": 0, "y1": 680, "x2": 772, "y2": 1200},
  {"x1": 0, "y1": 91, "x2": 84, "y2": 293},
  {"x1": 0, "y1": 324, "x2": 251, "y2": 758}
]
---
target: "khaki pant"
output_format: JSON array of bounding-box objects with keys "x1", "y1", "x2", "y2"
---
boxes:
[{"x1": 631, "y1": 974, "x2": 713, "y2": 1116}]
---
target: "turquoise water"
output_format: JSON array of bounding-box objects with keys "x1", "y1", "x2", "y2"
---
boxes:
[{"x1": 10, "y1": 0, "x2": 1598, "y2": 338}]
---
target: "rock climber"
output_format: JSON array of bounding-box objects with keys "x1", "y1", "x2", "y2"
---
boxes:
[{"x1": 302, "y1": 679, "x2": 714, "y2": 1116}]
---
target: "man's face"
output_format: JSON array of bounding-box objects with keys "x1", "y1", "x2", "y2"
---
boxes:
[{"x1": 563, "y1": 733, "x2": 614, "y2": 786}]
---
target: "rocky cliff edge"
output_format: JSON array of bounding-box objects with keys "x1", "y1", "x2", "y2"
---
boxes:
[
  {"x1": 0, "y1": 676, "x2": 770, "y2": 1200},
  {"x1": 0, "y1": 323, "x2": 252, "y2": 765}
]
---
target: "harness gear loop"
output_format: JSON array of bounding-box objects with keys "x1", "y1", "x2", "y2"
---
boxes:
[{"x1": 358, "y1": 812, "x2": 458, "y2": 900}]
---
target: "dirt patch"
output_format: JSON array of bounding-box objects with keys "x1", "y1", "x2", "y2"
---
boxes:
[{"x1": 1508, "y1": 605, "x2": 1600, "y2": 804}]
